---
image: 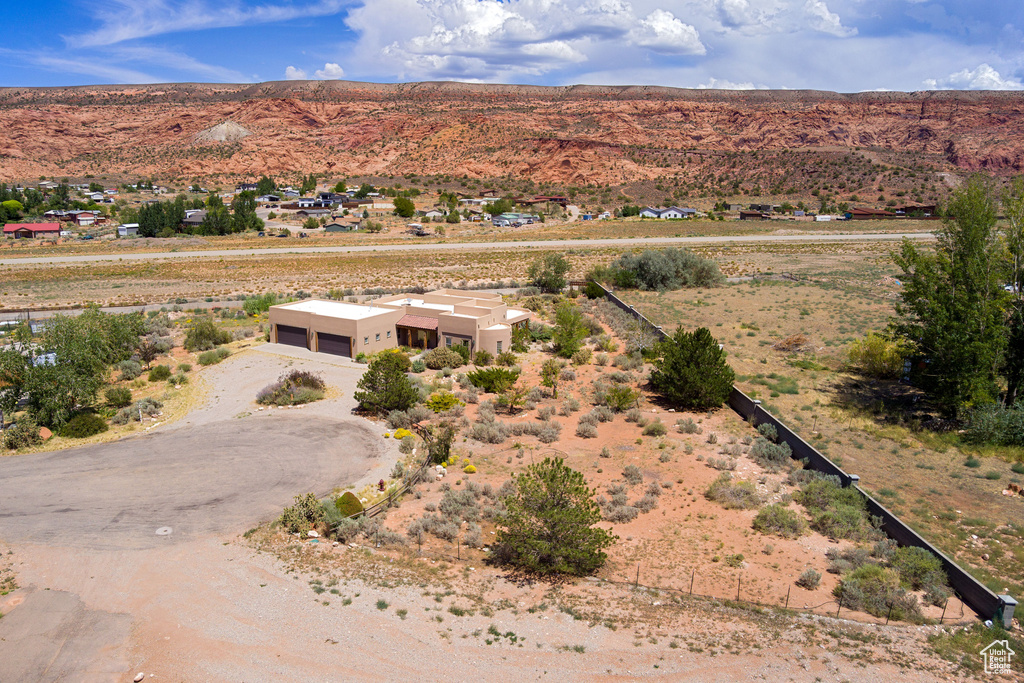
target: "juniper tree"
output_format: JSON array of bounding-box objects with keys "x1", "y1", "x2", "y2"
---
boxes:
[{"x1": 649, "y1": 326, "x2": 734, "y2": 410}]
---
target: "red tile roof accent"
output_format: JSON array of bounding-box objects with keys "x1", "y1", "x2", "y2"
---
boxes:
[{"x1": 397, "y1": 314, "x2": 439, "y2": 331}]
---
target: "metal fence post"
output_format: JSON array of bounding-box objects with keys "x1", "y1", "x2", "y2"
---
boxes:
[
  {"x1": 785, "y1": 586, "x2": 790, "y2": 610},
  {"x1": 635, "y1": 564, "x2": 640, "y2": 589},
  {"x1": 736, "y1": 577, "x2": 741, "y2": 602},
  {"x1": 689, "y1": 569, "x2": 695, "y2": 595},
  {"x1": 836, "y1": 593, "x2": 843, "y2": 618},
  {"x1": 885, "y1": 602, "x2": 893, "y2": 625},
  {"x1": 940, "y1": 598, "x2": 948, "y2": 623}
]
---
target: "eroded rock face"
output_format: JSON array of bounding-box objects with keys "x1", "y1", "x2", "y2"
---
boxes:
[{"x1": 0, "y1": 81, "x2": 1021, "y2": 181}]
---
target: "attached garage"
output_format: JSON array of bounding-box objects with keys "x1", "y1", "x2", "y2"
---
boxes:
[
  {"x1": 317, "y1": 332, "x2": 351, "y2": 357},
  {"x1": 276, "y1": 324, "x2": 308, "y2": 348}
]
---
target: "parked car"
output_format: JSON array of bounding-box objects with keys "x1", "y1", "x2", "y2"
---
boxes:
[
  {"x1": 276, "y1": 233, "x2": 288, "y2": 238},
  {"x1": 257, "y1": 231, "x2": 265, "y2": 237},
  {"x1": 79, "y1": 234, "x2": 94, "y2": 240}
]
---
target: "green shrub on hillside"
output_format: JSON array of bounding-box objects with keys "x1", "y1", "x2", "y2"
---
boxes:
[{"x1": 58, "y1": 413, "x2": 109, "y2": 438}]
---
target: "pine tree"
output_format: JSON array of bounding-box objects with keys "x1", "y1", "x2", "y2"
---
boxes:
[
  {"x1": 353, "y1": 353, "x2": 417, "y2": 415},
  {"x1": 649, "y1": 326, "x2": 734, "y2": 410},
  {"x1": 494, "y1": 458, "x2": 615, "y2": 575}
]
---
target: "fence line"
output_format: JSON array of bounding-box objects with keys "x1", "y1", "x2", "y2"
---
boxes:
[{"x1": 588, "y1": 280, "x2": 1014, "y2": 626}]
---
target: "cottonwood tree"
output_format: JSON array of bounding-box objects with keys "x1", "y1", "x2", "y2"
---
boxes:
[
  {"x1": 650, "y1": 326, "x2": 734, "y2": 410},
  {"x1": 552, "y1": 302, "x2": 587, "y2": 358},
  {"x1": 528, "y1": 253, "x2": 571, "y2": 293},
  {"x1": 540, "y1": 359, "x2": 561, "y2": 398},
  {"x1": 892, "y1": 176, "x2": 1008, "y2": 417},
  {"x1": 1002, "y1": 177, "x2": 1024, "y2": 406},
  {"x1": 493, "y1": 457, "x2": 615, "y2": 576}
]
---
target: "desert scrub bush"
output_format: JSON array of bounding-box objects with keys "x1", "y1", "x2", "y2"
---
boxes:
[
  {"x1": 752, "y1": 504, "x2": 806, "y2": 538},
  {"x1": 575, "y1": 421, "x2": 598, "y2": 438},
  {"x1": 439, "y1": 488, "x2": 482, "y2": 523},
  {"x1": 705, "y1": 473, "x2": 763, "y2": 509},
  {"x1": 603, "y1": 504, "x2": 639, "y2": 523},
  {"x1": 426, "y1": 390, "x2": 463, "y2": 413},
  {"x1": 559, "y1": 396, "x2": 581, "y2": 416},
  {"x1": 634, "y1": 494, "x2": 658, "y2": 513},
  {"x1": 509, "y1": 421, "x2": 562, "y2": 443},
  {"x1": 642, "y1": 420, "x2": 667, "y2": 437},
  {"x1": 147, "y1": 364, "x2": 172, "y2": 382},
  {"x1": 473, "y1": 350, "x2": 493, "y2": 366},
  {"x1": 571, "y1": 348, "x2": 592, "y2": 365},
  {"x1": 833, "y1": 564, "x2": 923, "y2": 622},
  {"x1": 594, "y1": 353, "x2": 608, "y2": 366},
  {"x1": 280, "y1": 492, "x2": 326, "y2": 533},
  {"x1": 465, "y1": 367, "x2": 520, "y2": 393},
  {"x1": 496, "y1": 350, "x2": 518, "y2": 366},
  {"x1": 117, "y1": 359, "x2": 142, "y2": 381},
  {"x1": 198, "y1": 347, "x2": 230, "y2": 366},
  {"x1": 888, "y1": 546, "x2": 946, "y2": 590},
  {"x1": 608, "y1": 247, "x2": 724, "y2": 290},
  {"x1": 559, "y1": 367, "x2": 576, "y2": 382},
  {"x1": 756, "y1": 423, "x2": 778, "y2": 442},
  {"x1": 410, "y1": 359, "x2": 426, "y2": 373},
  {"x1": 537, "y1": 405, "x2": 556, "y2": 421},
  {"x1": 796, "y1": 568, "x2": 822, "y2": 590},
  {"x1": 257, "y1": 370, "x2": 326, "y2": 406},
  {"x1": 676, "y1": 417, "x2": 699, "y2": 434},
  {"x1": 590, "y1": 406, "x2": 615, "y2": 423},
  {"x1": 826, "y1": 547, "x2": 871, "y2": 575},
  {"x1": 184, "y1": 317, "x2": 232, "y2": 351},
  {"x1": 105, "y1": 386, "x2": 132, "y2": 408},
  {"x1": 2, "y1": 416, "x2": 42, "y2": 450},
  {"x1": 612, "y1": 353, "x2": 644, "y2": 371},
  {"x1": 58, "y1": 413, "x2": 109, "y2": 439},
  {"x1": 470, "y1": 421, "x2": 511, "y2": 444},
  {"x1": 111, "y1": 398, "x2": 163, "y2": 425},
  {"x1": 797, "y1": 477, "x2": 877, "y2": 542},
  {"x1": 706, "y1": 457, "x2": 737, "y2": 471},
  {"x1": 423, "y1": 347, "x2": 464, "y2": 370},
  {"x1": 750, "y1": 436, "x2": 792, "y2": 471},
  {"x1": 624, "y1": 408, "x2": 642, "y2": 423},
  {"x1": 622, "y1": 464, "x2": 643, "y2": 486}
]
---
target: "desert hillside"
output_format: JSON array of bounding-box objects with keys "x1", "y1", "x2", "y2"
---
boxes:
[{"x1": 0, "y1": 81, "x2": 1021, "y2": 184}]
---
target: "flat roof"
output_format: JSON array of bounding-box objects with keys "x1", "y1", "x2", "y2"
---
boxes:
[
  {"x1": 277, "y1": 300, "x2": 395, "y2": 320},
  {"x1": 388, "y1": 297, "x2": 456, "y2": 313}
]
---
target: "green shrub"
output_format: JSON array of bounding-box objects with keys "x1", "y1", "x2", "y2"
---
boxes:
[
  {"x1": 833, "y1": 564, "x2": 923, "y2": 622},
  {"x1": 197, "y1": 348, "x2": 230, "y2": 366},
  {"x1": 334, "y1": 491, "x2": 364, "y2": 518},
  {"x1": 58, "y1": 412, "x2": 109, "y2": 438},
  {"x1": 2, "y1": 416, "x2": 42, "y2": 450},
  {"x1": 797, "y1": 477, "x2": 878, "y2": 541},
  {"x1": 177, "y1": 363, "x2": 192, "y2": 373},
  {"x1": 847, "y1": 333, "x2": 914, "y2": 379},
  {"x1": 676, "y1": 417, "x2": 699, "y2": 434},
  {"x1": 622, "y1": 464, "x2": 643, "y2": 485},
  {"x1": 607, "y1": 248, "x2": 723, "y2": 291},
  {"x1": 705, "y1": 473, "x2": 763, "y2": 509},
  {"x1": 280, "y1": 492, "x2": 326, "y2": 533},
  {"x1": 411, "y1": 359, "x2": 426, "y2": 373},
  {"x1": 649, "y1": 327, "x2": 734, "y2": 410},
  {"x1": 604, "y1": 385, "x2": 639, "y2": 412},
  {"x1": 473, "y1": 350, "x2": 493, "y2": 366},
  {"x1": 571, "y1": 347, "x2": 593, "y2": 365},
  {"x1": 496, "y1": 350, "x2": 518, "y2": 366},
  {"x1": 105, "y1": 386, "x2": 132, "y2": 408},
  {"x1": 148, "y1": 365, "x2": 172, "y2": 382},
  {"x1": 889, "y1": 546, "x2": 945, "y2": 590},
  {"x1": 423, "y1": 347, "x2": 464, "y2": 370},
  {"x1": 641, "y1": 420, "x2": 667, "y2": 437},
  {"x1": 111, "y1": 397, "x2": 163, "y2": 425},
  {"x1": 1012, "y1": 462, "x2": 1024, "y2": 474},
  {"x1": 426, "y1": 391, "x2": 463, "y2": 413},
  {"x1": 964, "y1": 456, "x2": 981, "y2": 468},
  {"x1": 756, "y1": 423, "x2": 778, "y2": 442},
  {"x1": 451, "y1": 343, "x2": 471, "y2": 364},
  {"x1": 752, "y1": 504, "x2": 805, "y2": 538},
  {"x1": 243, "y1": 293, "x2": 277, "y2": 316},
  {"x1": 183, "y1": 317, "x2": 232, "y2": 351},
  {"x1": 750, "y1": 436, "x2": 792, "y2": 470},
  {"x1": 465, "y1": 367, "x2": 520, "y2": 394}
]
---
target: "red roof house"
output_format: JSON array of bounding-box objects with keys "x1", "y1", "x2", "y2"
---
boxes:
[{"x1": 3, "y1": 223, "x2": 61, "y2": 238}]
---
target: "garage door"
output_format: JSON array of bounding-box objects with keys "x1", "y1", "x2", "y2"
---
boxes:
[
  {"x1": 318, "y1": 332, "x2": 351, "y2": 357},
  {"x1": 276, "y1": 324, "x2": 307, "y2": 348}
]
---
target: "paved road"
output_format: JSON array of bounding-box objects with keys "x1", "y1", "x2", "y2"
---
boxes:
[
  {"x1": 0, "y1": 231, "x2": 935, "y2": 266},
  {"x1": 0, "y1": 413, "x2": 380, "y2": 550}
]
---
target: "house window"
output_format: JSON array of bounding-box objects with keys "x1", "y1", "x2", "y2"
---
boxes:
[
  {"x1": 445, "y1": 336, "x2": 452, "y2": 347},
  {"x1": 364, "y1": 336, "x2": 369, "y2": 345},
  {"x1": 376, "y1": 333, "x2": 380, "y2": 342},
  {"x1": 496, "y1": 341, "x2": 502, "y2": 354},
  {"x1": 387, "y1": 330, "x2": 392, "y2": 339}
]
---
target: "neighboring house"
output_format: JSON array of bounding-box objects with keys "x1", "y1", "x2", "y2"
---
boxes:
[
  {"x1": 640, "y1": 206, "x2": 696, "y2": 219},
  {"x1": 237, "y1": 183, "x2": 258, "y2": 192},
  {"x1": 739, "y1": 210, "x2": 769, "y2": 221},
  {"x1": 182, "y1": 210, "x2": 207, "y2": 229},
  {"x1": 296, "y1": 208, "x2": 331, "y2": 218},
  {"x1": 324, "y1": 217, "x2": 361, "y2": 232},
  {"x1": 421, "y1": 209, "x2": 445, "y2": 220},
  {"x1": 257, "y1": 194, "x2": 281, "y2": 203},
  {"x1": 3, "y1": 223, "x2": 61, "y2": 238},
  {"x1": 71, "y1": 211, "x2": 104, "y2": 227},
  {"x1": 845, "y1": 207, "x2": 896, "y2": 220},
  {"x1": 117, "y1": 223, "x2": 140, "y2": 237},
  {"x1": 87, "y1": 192, "x2": 104, "y2": 202},
  {"x1": 268, "y1": 289, "x2": 532, "y2": 358}
]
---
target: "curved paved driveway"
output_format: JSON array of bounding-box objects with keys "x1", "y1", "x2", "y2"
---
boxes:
[
  {"x1": 0, "y1": 231, "x2": 935, "y2": 266},
  {"x1": 0, "y1": 413, "x2": 380, "y2": 550}
]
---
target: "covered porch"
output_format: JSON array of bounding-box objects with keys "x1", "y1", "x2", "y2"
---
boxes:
[{"x1": 396, "y1": 314, "x2": 439, "y2": 350}]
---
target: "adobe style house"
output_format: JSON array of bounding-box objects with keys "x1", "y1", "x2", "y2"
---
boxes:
[
  {"x1": 3, "y1": 223, "x2": 61, "y2": 238},
  {"x1": 268, "y1": 289, "x2": 531, "y2": 358}
]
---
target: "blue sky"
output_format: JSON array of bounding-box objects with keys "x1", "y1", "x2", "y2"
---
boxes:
[{"x1": 1, "y1": 0, "x2": 1021, "y2": 91}]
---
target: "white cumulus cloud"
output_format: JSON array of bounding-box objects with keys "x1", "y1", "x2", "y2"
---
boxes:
[
  {"x1": 696, "y1": 76, "x2": 766, "y2": 89},
  {"x1": 923, "y1": 63, "x2": 1023, "y2": 90},
  {"x1": 315, "y1": 62, "x2": 345, "y2": 78},
  {"x1": 804, "y1": 0, "x2": 856, "y2": 37},
  {"x1": 628, "y1": 10, "x2": 705, "y2": 55},
  {"x1": 284, "y1": 65, "x2": 307, "y2": 80}
]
